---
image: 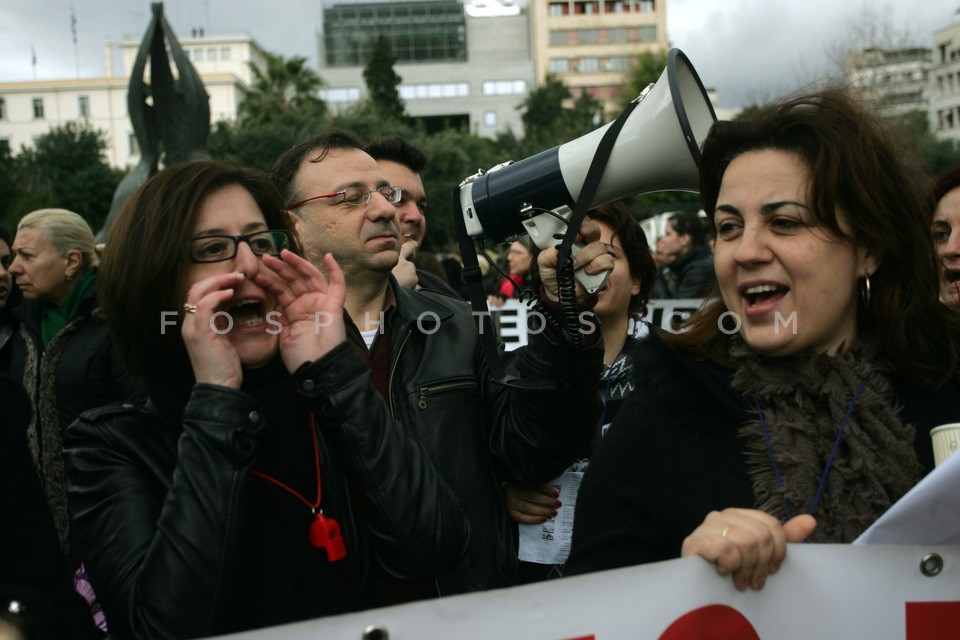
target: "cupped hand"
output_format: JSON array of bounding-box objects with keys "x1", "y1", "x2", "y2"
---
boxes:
[
  {"x1": 538, "y1": 219, "x2": 614, "y2": 303},
  {"x1": 504, "y1": 483, "x2": 560, "y2": 524},
  {"x1": 256, "y1": 250, "x2": 347, "y2": 372},
  {"x1": 181, "y1": 272, "x2": 246, "y2": 388},
  {"x1": 680, "y1": 508, "x2": 817, "y2": 591}
]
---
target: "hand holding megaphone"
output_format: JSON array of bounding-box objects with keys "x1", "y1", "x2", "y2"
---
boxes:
[{"x1": 535, "y1": 218, "x2": 614, "y2": 303}]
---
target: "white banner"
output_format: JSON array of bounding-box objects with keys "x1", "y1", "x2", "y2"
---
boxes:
[
  {"x1": 491, "y1": 298, "x2": 704, "y2": 350},
  {"x1": 218, "y1": 544, "x2": 960, "y2": 640}
]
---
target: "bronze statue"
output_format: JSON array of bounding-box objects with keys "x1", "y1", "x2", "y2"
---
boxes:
[{"x1": 98, "y1": 2, "x2": 210, "y2": 241}]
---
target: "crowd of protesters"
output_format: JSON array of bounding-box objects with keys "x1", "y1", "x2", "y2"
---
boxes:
[{"x1": 2, "y1": 84, "x2": 960, "y2": 639}]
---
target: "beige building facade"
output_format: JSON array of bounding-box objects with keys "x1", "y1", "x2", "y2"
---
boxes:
[{"x1": 529, "y1": 0, "x2": 669, "y2": 119}]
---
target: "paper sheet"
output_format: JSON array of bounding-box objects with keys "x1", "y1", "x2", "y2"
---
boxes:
[{"x1": 518, "y1": 471, "x2": 582, "y2": 565}]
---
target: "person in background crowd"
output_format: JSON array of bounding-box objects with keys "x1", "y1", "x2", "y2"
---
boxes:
[
  {"x1": 65, "y1": 160, "x2": 469, "y2": 638},
  {"x1": 8, "y1": 209, "x2": 145, "y2": 567},
  {"x1": 0, "y1": 223, "x2": 21, "y2": 372},
  {"x1": 488, "y1": 236, "x2": 536, "y2": 307},
  {"x1": 651, "y1": 234, "x2": 678, "y2": 299},
  {"x1": 504, "y1": 202, "x2": 658, "y2": 582},
  {"x1": 927, "y1": 164, "x2": 960, "y2": 310},
  {"x1": 0, "y1": 373, "x2": 102, "y2": 640},
  {"x1": 565, "y1": 88, "x2": 960, "y2": 591},
  {"x1": 364, "y1": 135, "x2": 459, "y2": 296},
  {"x1": 272, "y1": 129, "x2": 612, "y2": 603},
  {"x1": 656, "y1": 210, "x2": 716, "y2": 298}
]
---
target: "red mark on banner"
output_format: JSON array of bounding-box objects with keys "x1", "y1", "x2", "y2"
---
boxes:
[
  {"x1": 658, "y1": 604, "x2": 759, "y2": 640},
  {"x1": 560, "y1": 637, "x2": 595, "y2": 640},
  {"x1": 906, "y1": 601, "x2": 960, "y2": 639}
]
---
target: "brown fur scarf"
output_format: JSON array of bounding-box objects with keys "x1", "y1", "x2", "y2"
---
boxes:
[{"x1": 728, "y1": 337, "x2": 923, "y2": 543}]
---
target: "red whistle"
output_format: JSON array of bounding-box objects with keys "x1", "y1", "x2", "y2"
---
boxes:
[{"x1": 309, "y1": 512, "x2": 347, "y2": 562}]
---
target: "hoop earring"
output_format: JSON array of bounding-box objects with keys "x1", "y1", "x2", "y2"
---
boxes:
[{"x1": 860, "y1": 274, "x2": 871, "y2": 308}]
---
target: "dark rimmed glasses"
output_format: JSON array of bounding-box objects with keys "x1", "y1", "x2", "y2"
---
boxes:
[
  {"x1": 187, "y1": 230, "x2": 290, "y2": 264},
  {"x1": 287, "y1": 186, "x2": 403, "y2": 209}
]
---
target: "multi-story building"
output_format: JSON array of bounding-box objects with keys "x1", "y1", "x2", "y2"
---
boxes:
[
  {"x1": 317, "y1": 0, "x2": 535, "y2": 137},
  {"x1": 529, "y1": 0, "x2": 669, "y2": 120},
  {"x1": 845, "y1": 46, "x2": 931, "y2": 117},
  {"x1": 929, "y1": 22, "x2": 960, "y2": 144},
  {"x1": 0, "y1": 32, "x2": 265, "y2": 168}
]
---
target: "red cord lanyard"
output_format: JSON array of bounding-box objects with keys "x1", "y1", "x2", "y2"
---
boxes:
[{"x1": 250, "y1": 412, "x2": 347, "y2": 562}]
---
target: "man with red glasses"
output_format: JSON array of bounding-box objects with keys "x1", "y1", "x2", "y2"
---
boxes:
[{"x1": 271, "y1": 129, "x2": 612, "y2": 605}]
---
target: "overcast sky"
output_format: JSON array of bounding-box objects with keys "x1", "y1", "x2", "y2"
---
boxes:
[{"x1": 1, "y1": 0, "x2": 959, "y2": 108}]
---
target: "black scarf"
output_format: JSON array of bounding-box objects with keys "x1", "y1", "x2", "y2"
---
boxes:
[{"x1": 728, "y1": 337, "x2": 923, "y2": 542}]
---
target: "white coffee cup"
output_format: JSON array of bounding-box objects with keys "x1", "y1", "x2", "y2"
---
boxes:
[{"x1": 930, "y1": 423, "x2": 960, "y2": 467}]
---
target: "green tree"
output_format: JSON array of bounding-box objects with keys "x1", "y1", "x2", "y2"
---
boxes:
[
  {"x1": 619, "y1": 49, "x2": 668, "y2": 110},
  {"x1": 237, "y1": 52, "x2": 326, "y2": 125},
  {"x1": 363, "y1": 35, "x2": 407, "y2": 122},
  {"x1": 10, "y1": 122, "x2": 122, "y2": 231},
  {"x1": 519, "y1": 74, "x2": 601, "y2": 151}
]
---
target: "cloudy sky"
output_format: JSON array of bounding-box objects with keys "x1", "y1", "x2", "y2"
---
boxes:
[{"x1": 1, "y1": 0, "x2": 959, "y2": 108}]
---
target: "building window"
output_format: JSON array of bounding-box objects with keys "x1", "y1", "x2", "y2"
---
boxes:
[
  {"x1": 207, "y1": 47, "x2": 218, "y2": 60},
  {"x1": 639, "y1": 0, "x2": 654, "y2": 11},
  {"x1": 638, "y1": 25, "x2": 657, "y2": 41},
  {"x1": 548, "y1": 59, "x2": 570, "y2": 74},
  {"x1": 32, "y1": 98, "x2": 44, "y2": 119},
  {"x1": 579, "y1": 57, "x2": 599, "y2": 73},
  {"x1": 606, "y1": 56, "x2": 629, "y2": 71},
  {"x1": 0, "y1": 98, "x2": 5, "y2": 120},
  {"x1": 484, "y1": 111, "x2": 498, "y2": 127},
  {"x1": 482, "y1": 80, "x2": 527, "y2": 96},
  {"x1": 549, "y1": 3, "x2": 566, "y2": 16},
  {"x1": 193, "y1": 48, "x2": 204, "y2": 61},
  {"x1": 128, "y1": 132, "x2": 140, "y2": 156},
  {"x1": 220, "y1": 47, "x2": 231, "y2": 60},
  {"x1": 400, "y1": 82, "x2": 469, "y2": 100},
  {"x1": 608, "y1": 27, "x2": 627, "y2": 42},
  {"x1": 549, "y1": 30, "x2": 567, "y2": 46},
  {"x1": 78, "y1": 95, "x2": 90, "y2": 118},
  {"x1": 579, "y1": 29, "x2": 598, "y2": 44},
  {"x1": 320, "y1": 87, "x2": 361, "y2": 103}
]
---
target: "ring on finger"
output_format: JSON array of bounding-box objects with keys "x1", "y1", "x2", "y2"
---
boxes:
[
  {"x1": 720, "y1": 526, "x2": 731, "y2": 539},
  {"x1": 183, "y1": 303, "x2": 198, "y2": 314}
]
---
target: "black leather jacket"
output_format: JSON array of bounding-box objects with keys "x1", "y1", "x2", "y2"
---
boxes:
[
  {"x1": 65, "y1": 342, "x2": 471, "y2": 639},
  {"x1": 382, "y1": 284, "x2": 602, "y2": 595}
]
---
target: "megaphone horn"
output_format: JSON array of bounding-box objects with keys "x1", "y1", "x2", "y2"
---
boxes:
[{"x1": 459, "y1": 48, "x2": 717, "y2": 244}]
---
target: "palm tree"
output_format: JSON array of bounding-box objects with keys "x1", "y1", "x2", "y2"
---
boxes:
[{"x1": 238, "y1": 53, "x2": 327, "y2": 125}]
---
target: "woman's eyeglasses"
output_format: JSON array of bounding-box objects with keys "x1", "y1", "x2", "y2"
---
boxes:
[{"x1": 187, "y1": 230, "x2": 290, "y2": 264}]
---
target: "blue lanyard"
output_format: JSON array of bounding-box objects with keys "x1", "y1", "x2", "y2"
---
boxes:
[{"x1": 754, "y1": 375, "x2": 869, "y2": 519}]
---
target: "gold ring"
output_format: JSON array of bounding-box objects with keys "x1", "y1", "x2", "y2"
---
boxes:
[
  {"x1": 720, "y1": 526, "x2": 731, "y2": 539},
  {"x1": 183, "y1": 303, "x2": 198, "y2": 314}
]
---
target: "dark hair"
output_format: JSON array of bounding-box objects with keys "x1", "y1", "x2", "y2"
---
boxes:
[
  {"x1": 588, "y1": 202, "x2": 657, "y2": 314},
  {"x1": 0, "y1": 223, "x2": 11, "y2": 247},
  {"x1": 667, "y1": 210, "x2": 707, "y2": 247},
  {"x1": 670, "y1": 87, "x2": 959, "y2": 388},
  {"x1": 926, "y1": 165, "x2": 960, "y2": 214},
  {"x1": 98, "y1": 160, "x2": 300, "y2": 379},
  {"x1": 364, "y1": 135, "x2": 427, "y2": 173},
  {"x1": 271, "y1": 129, "x2": 366, "y2": 208}
]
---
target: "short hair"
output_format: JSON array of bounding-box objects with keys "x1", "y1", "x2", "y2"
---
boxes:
[
  {"x1": 588, "y1": 202, "x2": 657, "y2": 314},
  {"x1": 98, "y1": 160, "x2": 300, "y2": 379},
  {"x1": 271, "y1": 129, "x2": 366, "y2": 208},
  {"x1": 17, "y1": 208, "x2": 98, "y2": 273},
  {"x1": 364, "y1": 135, "x2": 427, "y2": 174},
  {"x1": 672, "y1": 87, "x2": 959, "y2": 388},
  {"x1": 667, "y1": 210, "x2": 707, "y2": 247}
]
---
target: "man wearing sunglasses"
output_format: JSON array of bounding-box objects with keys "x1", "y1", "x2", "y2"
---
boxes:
[{"x1": 271, "y1": 130, "x2": 612, "y2": 605}]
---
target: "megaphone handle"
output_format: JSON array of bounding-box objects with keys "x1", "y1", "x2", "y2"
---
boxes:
[{"x1": 523, "y1": 212, "x2": 609, "y2": 295}]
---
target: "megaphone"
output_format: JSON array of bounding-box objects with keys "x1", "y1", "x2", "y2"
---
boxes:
[{"x1": 457, "y1": 48, "x2": 717, "y2": 293}]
